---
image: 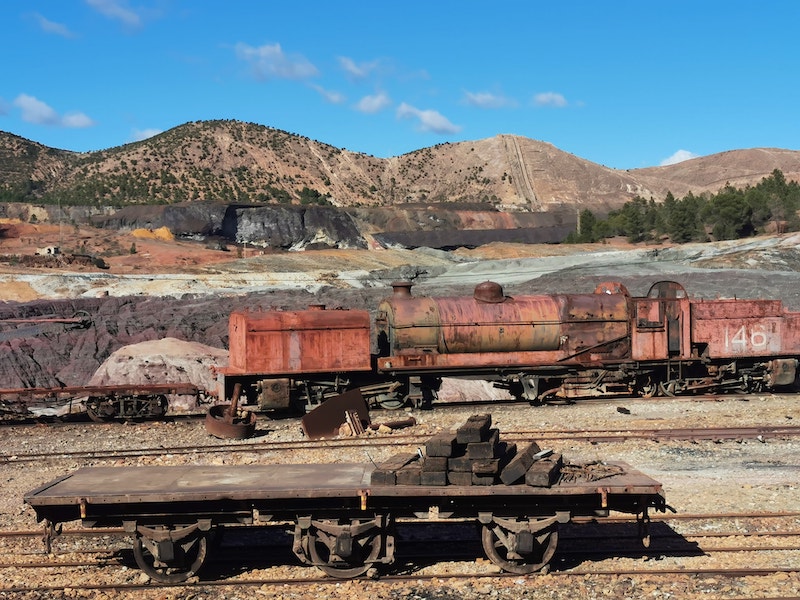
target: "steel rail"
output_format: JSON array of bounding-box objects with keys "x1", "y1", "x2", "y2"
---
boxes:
[
  {"x1": 2, "y1": 565, "x2": 798, "y2": 595},
  {"x1": 3, "y1": 425, "x2": 799, "y2": 464}
]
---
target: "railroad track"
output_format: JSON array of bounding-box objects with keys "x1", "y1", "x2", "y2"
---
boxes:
[
  {"x1": 3, "y1": 424, "x2": 800, "y2": 464},
  {"x1": 2, "y1": 514, "x2": 799, "y2": 596},
  {"x1": 1, "y1": 388, "x2": 793, "y2": 426}
]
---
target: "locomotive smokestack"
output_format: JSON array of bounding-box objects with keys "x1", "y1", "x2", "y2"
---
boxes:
[{"x1": 391, "y1": 281, "x2": 413, "y2": 298}]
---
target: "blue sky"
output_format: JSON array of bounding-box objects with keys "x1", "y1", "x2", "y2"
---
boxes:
[{"x1": 1, "y1": 1, "x2": 798, "y2": 170}]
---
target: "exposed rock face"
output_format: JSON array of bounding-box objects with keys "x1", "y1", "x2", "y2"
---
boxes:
[
  {"x1": 86, "y1": 202, "x2": 580, "y2": 251},
  {"x1": 223, "y1": 205, "x2": 366, "y2": 249},
  {"x1": 86, "y1": 202, "x2": 368, "y2": 249},
  {"x1": 0, "y1": 295, "x2": 233, "y2": 389},
  {"x1": 91, "y1": 202, "x2": 228, "y2": 236}
]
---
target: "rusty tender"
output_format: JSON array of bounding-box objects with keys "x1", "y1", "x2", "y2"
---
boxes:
[
  {"x1": 24, "y1": 415, "x2": 666, "y2": 582},
  {"x1": 218, "y1": 280, "x2": 800, "y2": 413}
]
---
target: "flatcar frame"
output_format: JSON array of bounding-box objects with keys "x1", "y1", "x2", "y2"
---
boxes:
[{"x1": 25, "y1": 461, "x2": 665, "y2": 582}]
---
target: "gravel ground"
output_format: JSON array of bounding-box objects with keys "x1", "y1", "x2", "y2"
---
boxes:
[{"x1": 2, "y1": 394, "x2": 799, "y2": 599}]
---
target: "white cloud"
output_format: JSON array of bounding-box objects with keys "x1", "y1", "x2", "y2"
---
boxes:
[
  {"x1": 62, "y1": 112, "x2": 95, "y2": 128},
  {"x1": 311, "y1": 84, "x2": 345, "y2": 104},
  {"x1": 131, "y1": 128, "x2": 162, "y2": 142},
  {"x1": 32, "y1": 13, "x2": 76, "y2": 38},
  {"x1": 660, "y1": 149, "x2": 699, "y2": 166},
  {"x1": 338, "y1": 56, "x2": 379, "y2": 80},
  {"x1": 235, "y1": 42, "x2": 318, "y2": 80},
  {"x1": 463, "y1": 91, "x2": 515, "y2": 109},
  {"x1": 356, "y1": 92, "x2": 391, "y2": 114},
  {"x1": 85, "y1": 0, "x2": 142, "y2": 28},
  {"x1": 14, "y1": 94, "x2": 60, "y2": 125},
  {"x1": 396, "y1": 103, "x2": 461, "y2": 134},
  {"x1": 13, "y1": 94, "x2": 94, "y2": 128},
  {"x1": 533, "y1": 92, "x2": 568, "y2": 108}
]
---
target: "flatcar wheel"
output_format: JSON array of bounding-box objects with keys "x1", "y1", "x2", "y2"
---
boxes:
[
  {"x1": 133, "y1": 529, "x2": 209, "y2": 583},
  {"x1": 85, "y1": 397, "x2": 116, "y2": 422},
  {"x1": 307, "y1": 521, "x2": 383, "y2": 578},
  {"x1": 481, "y1": 521, "x2": 558, "y2": 575}
]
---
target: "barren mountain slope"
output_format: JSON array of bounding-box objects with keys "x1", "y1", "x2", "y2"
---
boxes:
[
  {"x1": 2, "y1": 122, "x2": 798, "y2": 213},
  {"x1": 631, "y1": 148, "x2": 800, "y2": 198}
]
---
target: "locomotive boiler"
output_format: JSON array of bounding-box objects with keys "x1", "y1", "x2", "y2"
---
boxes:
[{"x1": 218, "y1": 280, "x2": 800, "y2": 412}]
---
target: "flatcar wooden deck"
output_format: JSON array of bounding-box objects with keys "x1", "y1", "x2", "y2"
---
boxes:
[{"x1": 26, "y1": 461, "x2": 662, "y2": 510}]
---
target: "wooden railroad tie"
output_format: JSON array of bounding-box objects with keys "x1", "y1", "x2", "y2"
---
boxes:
[{"x1": 373, "y1": 415, "x2": 564, "y2": 488}]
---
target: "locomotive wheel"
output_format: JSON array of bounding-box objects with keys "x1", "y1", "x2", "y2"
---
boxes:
[
  {"x1": 638, "y1": 379, "x2": 657, "y2": 398},
  {"x1": 481, "y1": 520, "x2": 559, "y2": 574},
  {"x1": 659, "y1": 381, "x2": 679, "y2": 397},
  {"x1": 306, "y1": 520, "x2": 384, "y2": 578},
  {"x1": 133, "y1": 528, "x2": 209, "y2": 583},
  {"x1": 376, "y1": 392, "x2": 407, "y2": 410}
]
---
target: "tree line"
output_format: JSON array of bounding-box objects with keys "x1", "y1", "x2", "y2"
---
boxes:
[{"x1": 567, "y1": 169, "x2": 800, "y2": 244}]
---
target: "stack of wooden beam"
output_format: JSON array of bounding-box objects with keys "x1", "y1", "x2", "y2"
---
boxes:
[{"x1": 371, "y1": 414, "x2": 563, "y2": 487}]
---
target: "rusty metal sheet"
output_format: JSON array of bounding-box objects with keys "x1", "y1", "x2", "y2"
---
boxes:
[
  {"x1": 690, "y1": 300, "x2": 797, "y2": 357},
  {"x1": 226, "y1": 308, "x2": 372, "y2": 374},
  {"x1": 435, "y1": 295, "x2": 563, "y2": 353},
  {"x1": 691, "y1": 299, "x2": 783, "y2": 319},
  {"x1": 378, "y1": 350, "x2": 565, "y2": 372},
  {"x1": 693, "y1": 316, "x2": 784, "y2": 357},
  {"x1": 300, "y1": 388, "x2": 369, "y2": 440}
]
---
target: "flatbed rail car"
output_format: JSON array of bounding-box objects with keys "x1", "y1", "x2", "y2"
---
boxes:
[
  {"x1": 0, "y1": 383, "x2": 205, "y2": 421},
  {"x1": 24, "y1": 461, "x2": 665, "y2": 582}
]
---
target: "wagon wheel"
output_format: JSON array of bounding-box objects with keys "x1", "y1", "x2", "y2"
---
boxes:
[
  {"x1": 307, "y1": 520, "x2": 384, "y2": 578},
  {"x1": 85, "y1": 396, "x2": 116, "y2": 422},
  {"x1": 132, "y1": 527, "x2": 209, "y2": 583},
  {"x1": 481, "y1": 519, "x2": 559, "y2": 574}
]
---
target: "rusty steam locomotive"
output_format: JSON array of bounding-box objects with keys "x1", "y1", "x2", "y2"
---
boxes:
[{"x1": 218, "y1": 280, "x2": 800, "y2": 412}]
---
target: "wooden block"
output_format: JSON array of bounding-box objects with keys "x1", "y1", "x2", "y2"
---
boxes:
[
  {"x1": 370, "y1": 470, "x2": 396, "y2": 486},
  {"x1": 372, "y1": 452, "x2": 419, "y2": 486},
  {"x1": 447, "y1": 470, "x2": 473, "y2": 486},
  {"x1": 421, "y1": 456, "x2": 448, "y2": 472},
  {"x1": 471, "y1": 459, "x2": 500, "y2": 476},
  {"x1": 498, "y1": 441, "x2": 517, "y2": 465},
  {"x1": 378, "y1": 452, "x2": 419, "y2": 471},
  {"x1": 395, "y1": 464, "x2": 421, "y2": 485},
  {"x1": 447, "y1": 456, "x2": 474, "y2": 472},
  {"x1": 525, "y1": 460, "x2": 561, "y2": 487},
  {"x1": 456, "y1": 414, "x2": 492, "y2": 444},
  {"x1": 420, "y1": 470, "x2": 447, "y2": 486},
  {"x1": 466, "y1": 428, "x2": 500, "y2": 459},
  {"x1": 499, "y1": 443, "x2": 539, "y2": 485},
  {"x1": 548, "y1": 453, "x2": 564, "y2": 467},
  {"x1": 472, "y1": 473, "x2": 496, "y2": 486},
  {"x1": 425, "y1": 432, "x2": 459, "y2": 457}
]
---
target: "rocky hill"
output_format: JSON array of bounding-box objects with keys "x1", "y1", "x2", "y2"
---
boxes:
[{"x1": 3, "y1": 120, "x2": 799, "y2": 213}]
